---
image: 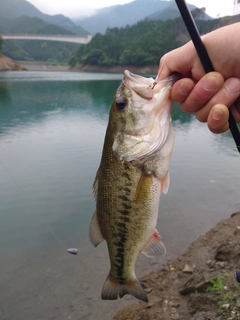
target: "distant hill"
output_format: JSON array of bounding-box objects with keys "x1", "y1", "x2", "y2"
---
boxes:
[
  {"x1": 0, "y1": 0, "x2": 89, "y2": 35},
  {"x1": 0, "y1": 0, "x2": 88, "y2": 64},
  {"x1": 74, "y1": 0, "x2": 211, "y2": 34},
  {"x1": 69, "y1": 11, "x2": 240, "y2": 69},
  {"x1": 0, "y1": 16, "x2": 75, "y2": 35},
  {"x1": 147, "y1": 2, "x2": 212, "y2": 21}
]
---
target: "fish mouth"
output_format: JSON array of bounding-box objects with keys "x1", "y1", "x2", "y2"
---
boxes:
[
  {"x1": 123, "y1": 70, "x2": 154, "y2": 86},
  {"x1": 123, "y1": 70, "x2": 155, "y2": 99},
  {"x1": 123, "y1": 70, "x2": 180, "y2": 100}
]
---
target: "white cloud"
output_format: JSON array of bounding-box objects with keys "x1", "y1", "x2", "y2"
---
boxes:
[
  {"x1": 27, "y1": 0, "x2": 133, "y2": 18},
  {"x1": 188, "y1": 0, "x2": 233, "y2": 18},
  {"x1": 27, "y1": 0, "x2": 234, "y2": 19}
]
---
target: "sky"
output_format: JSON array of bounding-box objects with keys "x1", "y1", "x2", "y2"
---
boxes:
[{"x1": 27, "y1": 0, "x2": 234, "y2": 19}]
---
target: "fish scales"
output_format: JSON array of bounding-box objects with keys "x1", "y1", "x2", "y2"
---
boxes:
[
  {"x1": 89, "y1": 70, "x2": 176, "y2": 302},
  {"x1": 97, "y1": 143, "x2": 149, "y2": 276}
]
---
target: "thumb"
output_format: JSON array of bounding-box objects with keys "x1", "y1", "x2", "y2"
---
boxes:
[{"x1": 207, "y1": 104, "x2": 229, "y2": 134}]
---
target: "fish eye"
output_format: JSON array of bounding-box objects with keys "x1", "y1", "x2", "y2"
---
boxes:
[{"x1": 116, "y1": 97, "x2": 127, "y2": 111}]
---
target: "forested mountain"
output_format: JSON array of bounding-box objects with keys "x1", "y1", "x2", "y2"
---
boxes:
[
  {"x1": 0, "y1": 0, "x2": 237, "y2": 66},
  {"x1": 1, "y1": 16, "x2": 75, "y2": 35},
  {"x1": 0, "y1": 0, "x2": 89, "y2": 63},
  {"x1": 2, "y1": 39, "x2": 78, "y2": 63},
  {"x1": 0, "y1": 13, "x2": 82, "y2": 63},
  {"x1": 0, "y1": 0, "x2": 89, "y2": 35},
  {"x1": 0, "y1": 15, "x2": 79, "y2": 63},
  {"x1": 74, "y1": 0, "x2": 211, "y2": 35},
  {"x1": 69, "y1": 12, "x2": 240, "y2": 68}
]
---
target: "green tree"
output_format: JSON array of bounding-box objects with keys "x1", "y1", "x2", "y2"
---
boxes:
[
  {"x1": 81, "y1": 49, "x2": 107, "y2": 65},
  {"x1": 119, "y1": 48, "x2": 152, "y2": 66},
  {"x1": 68, "y1": 55, "x2": 77, "y2": 68},
  {"x1": 70, "y1": 14, "x2": 221, "y2": 67},
  {"x1": 0, "y1": 36, "x2": 3, "y2": 51}
]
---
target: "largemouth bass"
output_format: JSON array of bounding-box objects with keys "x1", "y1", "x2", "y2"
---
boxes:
[{"x1": 89, "y1": 70, "x2": 176, "y2": 302}]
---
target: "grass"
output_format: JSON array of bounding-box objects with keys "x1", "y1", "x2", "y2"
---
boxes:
[
  {"x1": 206, "y1": 278, "x2": 224, "y2": 292},
  {"x1": 222, "y1": 293, "x2": 234, "y2": 302}
]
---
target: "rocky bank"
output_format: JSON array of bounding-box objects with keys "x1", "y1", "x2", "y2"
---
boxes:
[
  {"x1": 0, "y1": 54, "x2": 27, "y2": 71},
  {"x1": 115, "y1": 212, "x2": 240, "y2": 320}
]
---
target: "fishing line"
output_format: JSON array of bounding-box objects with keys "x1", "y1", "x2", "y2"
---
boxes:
[
  {"x1": 0, "y1": 158, "x2": 21, "y2": 189},
  {"x1": 47, "y1": 224, "x2": 82, "y2": 255},
  {"x1": 47, "y1": 224, "x2": 65, "y2": 248}
]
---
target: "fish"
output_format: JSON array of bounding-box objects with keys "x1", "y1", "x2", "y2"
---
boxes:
[{"x1": 89, "y1": 70, "x2": 177, "y2": 302}]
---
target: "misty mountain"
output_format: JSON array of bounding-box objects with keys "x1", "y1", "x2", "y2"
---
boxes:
[
  {"x1": 0, "y1": 16, "x2": 75, "y2": 35},
  {"x1": 147, "y1": 2, "x2": 211, "y2": 21},
  {"x1": 0, "y1": 0, "x2": 212, "y2": 37},
  {"x1": 0, "y1": 0, "x2": 89, "y2": 35},
  {"x1": 74, "y1": 0, "x2": 212, "y2": 35},
  {"x1": 74, "y1": 0, "x2": 172, "y2": 34}
]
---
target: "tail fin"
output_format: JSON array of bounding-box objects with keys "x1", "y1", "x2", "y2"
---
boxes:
[{"x1": 101, "y1": 275, "x2": 148, "y2": 302}]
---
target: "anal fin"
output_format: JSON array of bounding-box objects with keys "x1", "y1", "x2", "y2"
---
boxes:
[
  {"x1": 141, "y1": 229, "x2": 166, "y2": 258},
  {"x1": 89, "y1": 211, "x2": 104, "y2": 247}
]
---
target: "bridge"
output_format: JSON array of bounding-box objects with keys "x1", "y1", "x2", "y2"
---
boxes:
[{"x1": 0, "y1": 33, "x2": 93, "y2": 44}]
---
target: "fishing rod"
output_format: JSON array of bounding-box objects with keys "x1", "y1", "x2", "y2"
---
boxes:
[{"x1": 175, "y1": 0, "x2": 240, "y2": 153}]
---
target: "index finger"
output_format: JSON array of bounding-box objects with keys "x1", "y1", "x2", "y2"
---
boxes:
[{"x1": 156, "y1": 41, "x2": 205, "y2": 81}]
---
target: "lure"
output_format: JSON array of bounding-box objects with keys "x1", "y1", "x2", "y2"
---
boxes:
[{"x1": 67, "y1": 248, "x2": 78, "y2": 255}]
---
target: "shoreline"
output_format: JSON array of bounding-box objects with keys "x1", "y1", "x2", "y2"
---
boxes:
[
  {"x1": 115, "y1": 211, "x2": 240, "y2": 320},
  {"x1": 15, "y1": 61, "x2": 159, "y2": 75},
  {"x1": 0, "y1": 54, "x2": 27, "y2": 71},
  {"x1": 0, "y1": 55, "x2": 159, "y2": 74},
  {"x1": 20, "y1": 62, "x2": 70, "y2": 72}
]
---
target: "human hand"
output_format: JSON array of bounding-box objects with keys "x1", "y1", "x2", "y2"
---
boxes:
[
  {"x1": 156, "y1": 23, "x2": 240, "y2": 133},
  {"x1": 170, "y1": 73, "x2": 240, "y2": 133}
]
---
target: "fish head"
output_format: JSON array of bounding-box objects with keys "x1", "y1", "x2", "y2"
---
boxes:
[{"x1": 111, "y1": 70, "x2": 177, "y2": 161}]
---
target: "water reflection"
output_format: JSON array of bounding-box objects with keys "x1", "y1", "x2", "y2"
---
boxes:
[
  {"x1": 0, "y1": 76, "x2": 196, "y2": 136},
  {"x1": 0, "y1": 81, "x2": 11, "y2": 104},
  {"x1": 0, "y1": 72, "x2": 240, "y2": 320},
  {"x1": 0, "y1": 79, "x2": 122, "y2": 136}
]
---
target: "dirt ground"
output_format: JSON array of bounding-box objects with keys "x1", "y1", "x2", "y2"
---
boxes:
[{"x1": 115, "y1": 212, "x2": 240, "y2": 320}]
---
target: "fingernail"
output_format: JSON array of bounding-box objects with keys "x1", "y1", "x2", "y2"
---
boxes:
[
  {"x1": 202, "y1": 77, "x2": 219, "y2": 92},
  {"x1": 212, "y1": 109, "x2": 224, "y2": 121},
  {"x1": 177, "y1": 82, "x2": 192, "y2": 95},
  {"x1": 225, "y1": 78, "x2": 240, "y2": 96}
]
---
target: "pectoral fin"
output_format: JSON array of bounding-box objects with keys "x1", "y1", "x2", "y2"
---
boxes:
[
  {"x1": 141, "y1": 230, "x2": 166, "y2": 258},
  {"x1": 89, "y1": 211, "x2": 104, "y2": 247},
  {"x1": 134, "y1": 173, "x2": 153, "y2": 205},
  {"x1": 161, "y1": 171, "x2": 170, "y2": 194}
]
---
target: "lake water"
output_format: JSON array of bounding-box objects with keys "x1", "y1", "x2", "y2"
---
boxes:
[{"x1": 0, "y1": 71, "x2": 240, "y2": 320}]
